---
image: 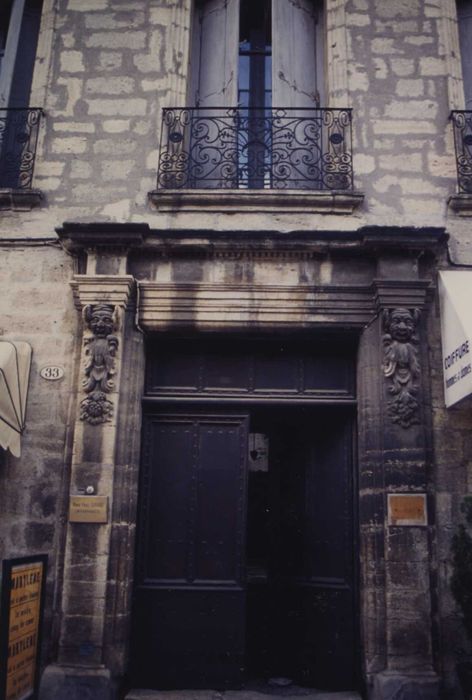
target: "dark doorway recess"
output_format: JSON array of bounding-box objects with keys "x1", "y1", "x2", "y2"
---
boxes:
[{"x1": 130, "y1": 336, "x2": 359, "y2": 693}]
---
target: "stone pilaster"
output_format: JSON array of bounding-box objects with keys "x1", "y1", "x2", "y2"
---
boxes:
[
  {"x1": 362, "y1": 278, "x2": 439, "y2": 700},
  {"x1": 326, "y1": 0, "x2": 350, "y2": 107},
  {"x1": 40, "y1": 274, "x2": 135, "y2": 700},
  {"x1": 438, "y1": 0, "x2": 464, "y2": 112}
]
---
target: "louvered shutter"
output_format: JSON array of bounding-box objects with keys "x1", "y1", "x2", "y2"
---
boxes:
[
  {"x1": 190, "y1": 0, "x2": 240, "y2": 107},
  {"x1": 271, "y1": 0, "x2": 323, "y2": 109}
]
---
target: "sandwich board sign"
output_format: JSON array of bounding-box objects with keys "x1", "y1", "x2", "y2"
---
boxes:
[{"x1": 0, "y1": 555, "x2": 47, "y2": 700}]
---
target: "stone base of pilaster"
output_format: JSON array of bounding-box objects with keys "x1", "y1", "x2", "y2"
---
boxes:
[
  {"x1": 39, "y1": 664, "x2": 116, "y2": 700},
  {"x1": 372, "y1": 672, "x2": 440, "y2": 700}
]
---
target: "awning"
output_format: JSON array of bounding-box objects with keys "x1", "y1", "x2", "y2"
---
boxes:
[
  {"x1": 439, "y1": 271, "x2": 472, "y2": 407},
  {"x1": 0, "y1": 341, "x2": 32, "y2": 457}
]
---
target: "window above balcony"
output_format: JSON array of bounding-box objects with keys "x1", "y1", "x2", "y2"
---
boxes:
[
  {"x1": 150, "y1": 105, "x2": 363, "y2": 214},
  {"x1": 149, "y1": 0, "x2": 363, "y2": 214},
  {"x1": 0, "y1": 0, "x2": 43, "y2": 211},
  {"x1": 0, "y1": 107, "x2": 42, "y2": 210},
  {"x1": 449, "y1": 110, "x2": 472, "y2": 215}
]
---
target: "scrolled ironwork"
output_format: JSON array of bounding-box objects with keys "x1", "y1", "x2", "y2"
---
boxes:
[
  {"x1": 451, "y1": 110, "x2": 472, "y2": 194},
  {"x1": 0, "y1": 108, "x2": 42, "y2": 189},
  {"x1": 157, "y1": 107, "x2": 353, "y2": 191}
]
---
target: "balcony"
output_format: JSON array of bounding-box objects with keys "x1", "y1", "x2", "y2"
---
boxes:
[
  {"x1": 451, "y1": 111, "x2": 472, "y2": 194},
  {"x1": 150, "y1": 107, "x2": 363, "y2": 214},
  {"x1": 0, "y1": 108, "x2": 43, "y2": 210}
]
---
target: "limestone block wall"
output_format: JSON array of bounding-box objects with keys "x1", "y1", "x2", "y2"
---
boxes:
[
  {"x1": 0, "y1": 243, "x2": 78, "y2": 664},
  {"x1": 0, "y1": 0, "x2": 472, "y2": 692},
  {"x1": 0, "y1": 0, "x2": 467, "y2": 238},
  {"x1": 427, "y1": 293, "x2": 472, "y2": 694}
]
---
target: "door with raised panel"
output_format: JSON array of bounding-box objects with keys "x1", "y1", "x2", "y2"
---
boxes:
[
  {"x1": 246, "y1": 406, "x2": 357, "y2": 690},
  {"x1": 131, "y1": 411, "x2": 249, "y2": 689},
  {"x1": 131, "y1": 335, "x2": 358, "y2": 691}
]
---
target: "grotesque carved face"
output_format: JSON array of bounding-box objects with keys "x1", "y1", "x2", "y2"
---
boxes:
[
  {"x1": 388, "y1": 308, "x2": 416, "y2": 342},
  {"x1": 89, "y1": 305, "x2": 114, "y2": 337}
]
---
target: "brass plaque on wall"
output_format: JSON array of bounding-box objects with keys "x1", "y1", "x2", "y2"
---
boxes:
[
  {"x1": 69, "y1": 496, "x2": 108, "y2": 523},
  {"x1": 388, "y1": 493, "x2": 427, "y2": 526}
]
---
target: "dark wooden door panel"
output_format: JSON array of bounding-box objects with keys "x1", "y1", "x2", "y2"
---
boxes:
[
  {"x1": 132, "y1": 389, "x2": 358, "y2": 691},
  {"x1": 133, "y1": 587, "x2": 245, "y2": 689},
  {"x1": 132, "y1": 412, "x2": 249, "y2": 689},
  {"x1": 246, "y1": 409, "x2": 357, "y2": 691}
]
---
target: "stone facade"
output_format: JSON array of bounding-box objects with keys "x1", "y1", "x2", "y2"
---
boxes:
[{"x1": 1, "y1": 1, "x2": 472, "y2": 700}]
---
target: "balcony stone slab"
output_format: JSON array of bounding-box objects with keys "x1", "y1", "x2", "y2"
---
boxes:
[
  {"x1": 148, "y1": 188, "x2": 365, "y2": 215},
  {"x1": 0, "y1": 188, "x2": 42, "y2": 211},
  {"x1": 448, "y1": 193, "x2": 472, "y2": 216}
]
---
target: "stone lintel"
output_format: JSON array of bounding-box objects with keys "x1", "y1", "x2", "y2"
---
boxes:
[
  {"x1": 373, "y1": 279, "x2": 432, "y2": 310},
  {"x1": 138, "y1": 281, "x2": 375, "y2": 331},
  {"x1": 148, "y1": 188, "x2": 365, "y2": 214},
  {"x1": 0, "y1": 188, "x2": 42, "y2": 211},
  {"x1": 71, "y1": 275, "x2": 135, "y2": 311},
  {"x1": 448, "y1": 193, "x2": 472, "y2": 216}
]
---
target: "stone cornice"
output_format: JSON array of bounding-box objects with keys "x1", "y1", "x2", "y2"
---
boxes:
[
  {"x1": 56, "y1": 222, "x2": 447, "y2": 261},
  {"x1": 71, "y1": 274, "x2": 135, "y2": 310},
  {"x1": 56, "y1": 222, "x2": 147, "y2": 252}
]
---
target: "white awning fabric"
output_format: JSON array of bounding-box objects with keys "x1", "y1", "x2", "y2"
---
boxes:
[
  {"x1": 439, "y1": 271, "x2": 472, "y2": 407},
  {"x1": 0, "y1": 341, "x2": 32, "y2": 457}
]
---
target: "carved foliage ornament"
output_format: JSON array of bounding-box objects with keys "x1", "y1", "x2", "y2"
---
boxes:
[
  {"x1": 80, "y1": 304, "x2": 120, "y2": 425},
  {"x1": 382, "y1": 307, "x2": 421, "y2": 428}
]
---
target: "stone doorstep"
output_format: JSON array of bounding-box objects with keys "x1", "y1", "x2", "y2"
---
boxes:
[{"x1": 125, "y1": 691, "x2": 362, "y2": 700}]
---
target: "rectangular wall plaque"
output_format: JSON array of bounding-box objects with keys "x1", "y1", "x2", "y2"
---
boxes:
[
  {"x1": 69, "y1": 496, "x2": 108, "y2": 524},
  {"x1": 0, "y1": 555, "x2": 48, "y2": 700},
  {"x1": 388, "y1": 493, "x2": 427, "y2": 527}
]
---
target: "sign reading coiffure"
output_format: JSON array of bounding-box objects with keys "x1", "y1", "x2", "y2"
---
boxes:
[
  {"x1": 0, "y1": 556, "x2": 47, "y2": 700},
  {"x1": 439, "y1": 271, "x2": 472, "y2": 407}
]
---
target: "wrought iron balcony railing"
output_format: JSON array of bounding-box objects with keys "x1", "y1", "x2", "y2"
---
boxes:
[
  {"x1": 0, "y1": 108, "x2": 42, "y2": 189},
  {"x1": 451, "y1": 110, "x2": 472, "y2": 194},
  {"x1": 157, "y1": 107, "x2": 353, "y2": 191}
]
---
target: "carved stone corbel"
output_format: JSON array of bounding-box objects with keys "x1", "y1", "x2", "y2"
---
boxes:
[
  {"x1": 382, "y1": 307, "x2": 421, "y2": 428},
  {"x1": 80, "y1": 303, "x2": 121, "y2": 425}
]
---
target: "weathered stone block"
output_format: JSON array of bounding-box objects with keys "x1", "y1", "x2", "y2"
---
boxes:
[
  {"x1": 60, "y1": 50, "x2": 85, "y2": 73},
  {"x1": 52, "y1": 137, "x2": 88, "y2": 155},
  {"x1": 86, "y1": 99, "x2": 146, "y2": 116},
  {"x1": 373, "y1": 671, "x2": 439, "y2": 699},
  {"x1": 98, "y1": 51, "x2": 123, "y2": 70},
  {"x1": 102, "y1": 119, "x2": 131, "y2": 133},
  {"x1": 396, "y1": 79, "x2": 424, "y2": 97},
  {"x1": 85, "y1": 31, "x2": 146, "y2": 50},
  {"x1": 39, "y1": 665, "x2": 113, "y2": 700},
  {"x1": 85, "y1": 77, "x2": 135, "y2": 95},
  {"x1": 390, "y1": 58, "x2": 416, "y2": 76}
]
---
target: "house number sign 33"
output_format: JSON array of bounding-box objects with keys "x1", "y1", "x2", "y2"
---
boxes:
[{"x1": 40, "y1": 366, "x2": 64, "y2": 381}]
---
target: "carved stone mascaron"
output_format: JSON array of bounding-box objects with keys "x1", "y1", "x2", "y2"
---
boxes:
[{"x1": 382, "y1": 307, "x2": 421, "y2": 429}]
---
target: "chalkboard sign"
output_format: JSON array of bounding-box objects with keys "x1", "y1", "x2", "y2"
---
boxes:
[{"x1": 0, "y1": 555, "x2": 48, "y2": 700}]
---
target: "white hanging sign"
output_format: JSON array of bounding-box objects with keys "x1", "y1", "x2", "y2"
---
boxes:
[{"x1": 439, "y1": 271, "x2": 472, "y2": 407}]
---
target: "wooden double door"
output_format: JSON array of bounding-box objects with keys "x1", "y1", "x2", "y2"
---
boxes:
[{"x1": 131, "y1": 403, "x2": 358, "y2": 692}]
